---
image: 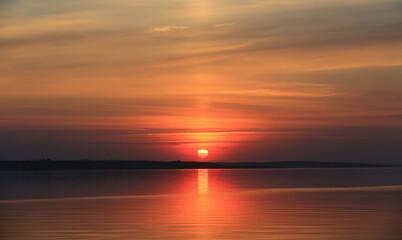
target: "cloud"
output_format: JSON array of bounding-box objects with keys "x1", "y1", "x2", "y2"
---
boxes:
[
  {"x1": 216, "y1": 83, "x2": 343, "y2": 98},
  {"x1": 149, "y1": 26, "x2": 188, "y2": 32},
  {"x1": 213, "y1": 23, "x2": 235, "y2": 28}
]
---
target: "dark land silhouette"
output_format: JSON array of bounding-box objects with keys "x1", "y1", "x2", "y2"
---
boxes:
[{"x1": 0, "y1": 159, "x2": 382, "y2": 171}]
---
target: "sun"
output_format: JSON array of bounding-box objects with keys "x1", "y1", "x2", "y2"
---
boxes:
[{"x1": 197, "y1": 149, "x2": 208, "y2": 158}]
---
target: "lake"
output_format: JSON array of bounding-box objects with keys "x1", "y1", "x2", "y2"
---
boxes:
[{"x1": 1, "y1": 168, "x2": 401, "y2": 239}]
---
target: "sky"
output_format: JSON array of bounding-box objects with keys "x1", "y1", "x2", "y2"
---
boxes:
[{"x1": 0, "y1": 0, "x2": 401, "y2": 163}]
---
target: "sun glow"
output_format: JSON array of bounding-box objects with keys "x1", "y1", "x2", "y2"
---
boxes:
[{"x1": 198, "y1": 149, "x2": 208, "y2": 158}]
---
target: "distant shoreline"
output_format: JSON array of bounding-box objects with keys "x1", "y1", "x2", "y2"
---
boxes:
[{"x1": 0, "y1": 160, "x2": 386, "y2": 171}]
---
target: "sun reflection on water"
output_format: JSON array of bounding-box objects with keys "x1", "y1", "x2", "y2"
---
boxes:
[{"x1": 198, "y1": 169, "x2": 209, "y2": 194}]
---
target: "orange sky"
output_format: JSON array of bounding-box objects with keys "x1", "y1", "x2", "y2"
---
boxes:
[{"x1": 1, "y1": 0, "x2": 401, "y2": 162}]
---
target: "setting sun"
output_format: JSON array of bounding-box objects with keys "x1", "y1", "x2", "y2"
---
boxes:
[{"x1": 197, "y1": 149, "x2": 208, "y2": 158}]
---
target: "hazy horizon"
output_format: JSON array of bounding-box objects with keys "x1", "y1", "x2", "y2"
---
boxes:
[{"x1": 0, "y1": 159, "x2": 395, "y2": 165}]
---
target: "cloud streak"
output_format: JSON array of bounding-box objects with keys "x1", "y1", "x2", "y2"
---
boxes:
[{"x1": 149, "y1": 26, "x2": 189, "y2": 32}]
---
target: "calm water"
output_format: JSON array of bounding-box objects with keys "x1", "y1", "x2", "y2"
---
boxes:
[{"x1": 1, "y1": 168, "x2": 401, "y2": 240}]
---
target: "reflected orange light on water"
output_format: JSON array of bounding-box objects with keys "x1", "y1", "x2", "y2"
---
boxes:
[
  {"x1": 198, "y1": 169, "x2": 209, "y2": 194},
  {"x1": 93, "y1": 169, "x2": 251, "y2": 239},
  {"x1": 167, "y1": 169, "x2": 243, "y2": 235}
]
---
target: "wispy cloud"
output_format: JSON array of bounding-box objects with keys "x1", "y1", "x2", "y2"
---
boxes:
[
  {"x1": 149, "y1": 26, "x2": 188, "y2": 32},
  {"x1": 216, "y1": 83, "x2": 343, "y2": 98},
  {"x1": 213, "y1": 23, "x2": 235, "y2": 28}
]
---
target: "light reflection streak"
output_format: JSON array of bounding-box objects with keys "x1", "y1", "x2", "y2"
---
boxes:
[{"x1": 198, "y1": 169, "x2": 209, "y2": 194}]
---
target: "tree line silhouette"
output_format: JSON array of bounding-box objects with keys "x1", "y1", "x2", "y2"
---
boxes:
[{"x1": 0, "y1": 159, "x2": 380, "y2": 171}]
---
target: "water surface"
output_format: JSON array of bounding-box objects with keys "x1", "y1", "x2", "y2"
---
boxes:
[{"x1": 1, "y1": 168, "x2": 401, "y2": 239}]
